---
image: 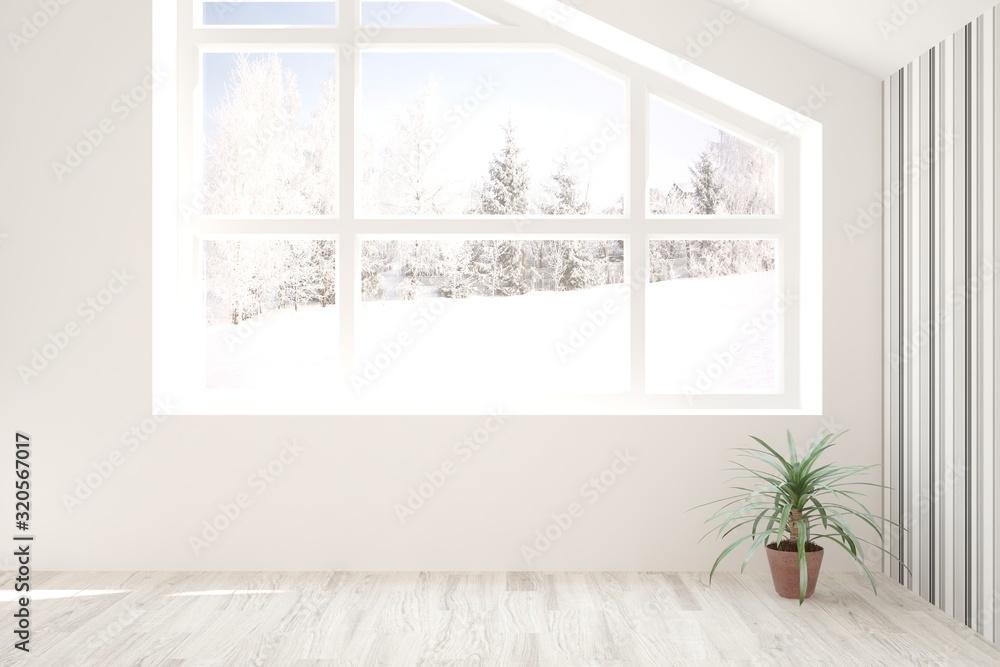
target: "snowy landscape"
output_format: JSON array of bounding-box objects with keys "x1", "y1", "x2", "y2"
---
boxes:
[
  {"x1": 647, "y1": 240, "x2": 780, "y2": 395},
  {"x1": 355, "y1": 239, "x2": 628, "y2": 396},
  {"x1": 195, "y1": 47, "x2": 783, "y2": 401},
  {"x1": 204, "y1": 239, "x2": 337, "y2": 389}
]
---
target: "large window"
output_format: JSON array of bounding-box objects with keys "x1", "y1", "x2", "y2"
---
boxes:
[{"x1": 154, "y1": 0, "x2": 822, "y2": 414}]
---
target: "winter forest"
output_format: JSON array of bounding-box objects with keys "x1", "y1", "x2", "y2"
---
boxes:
[
  {"x1": 203, "y1": 53, "x2": 337, "y2": 216},
  {"x1": 199, "y1": 52, "x2": 780, "y2": 395},
  {"x1": 204, "y1": 240, "x2": 337, "y2": 325},
  {"x1": 362, "y1": 240, "x2": 624, "y2": 301}
]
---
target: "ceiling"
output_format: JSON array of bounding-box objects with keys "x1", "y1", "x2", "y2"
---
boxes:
[{"x1": 710, "y1": 0, "x2": 1000, "y2": 78}]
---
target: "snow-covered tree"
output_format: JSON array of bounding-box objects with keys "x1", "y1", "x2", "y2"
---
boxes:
[
  {"x1": 470, "y1": 119, "x2": 530, "y2": 215},
  {"x1": 361, "y1": 241, "x2": 390, "y2": 300},
  {"x1": 436, "y1": 241, "x2": 477, "y2": 299},
  {"x1": 281, "y1": 240, "x2": 316, "y2": 310},
  {"x1": 656, "y1": 130, "x2": 775, "y2": 217},
  {"x1": 310, "y1": 240, "x2": 337, "y2": 306},
  {"x1": 361, "y1": 82, "x2": 455, "y2": 215},
  {"x1": 303, "y1": 80, "x2": 338, "y2": 215},
  {"x1": 602, "y1": 196, "x2": 625, "y2": 216},
  {"x1": 205, "y1": 239, "x2": 337, "y2": 324},
  {"x1": 649, "y1": 239, "x2": 774, "y2": 283},
  {"x1": 204, "y1": 54, "x2": 314, "y2": 216},
  {"x1": 650, "y1": 184, "x2": 694, "y2": 215},
  {"x1": 358, "y1": 239, "x2": 622, "y2": 302},
  {"x1": 555, "y1": 241, "x2": 592, "y2": 292},
  {"x1": 689, "y1": 146, "x2": 723, "y2": 215},
  {"x1": 714, "y1": 132, "x2": 775, "y2": 215},
  {"x1": 540, "y1": 150, "x2": 590, "y2": 215},
  {"x1": 495, "y1": 240, "x2": 528, "y2": 296}
]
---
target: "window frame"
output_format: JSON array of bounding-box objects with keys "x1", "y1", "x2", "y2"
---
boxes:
[{"x1": 153, "y1": 0, "x2": 823, "y2": 415}]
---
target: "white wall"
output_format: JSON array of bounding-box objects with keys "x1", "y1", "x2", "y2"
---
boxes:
[{"x1": 0, "y1": 0, "x2": 883, "y2": 572}]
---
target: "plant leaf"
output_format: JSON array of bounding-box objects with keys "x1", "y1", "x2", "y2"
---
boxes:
[{"x1": 709, "y1": 534, "x2": 756, "y2": 584}]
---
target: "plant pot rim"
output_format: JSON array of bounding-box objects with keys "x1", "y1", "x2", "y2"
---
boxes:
[{"x1": 765, "y1": 542, "x2": 824, "y2": 553}]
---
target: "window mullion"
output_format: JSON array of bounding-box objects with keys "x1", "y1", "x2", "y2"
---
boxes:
[
  {"x1": 338, "y1": 0, "x2": 358, "y2": 379},
  {"x1": 629, "y1": 81, "x2": 648, "y2": 396},
  {"x1": 177, "y1": 0, "x2": 202, "y2": 395}
]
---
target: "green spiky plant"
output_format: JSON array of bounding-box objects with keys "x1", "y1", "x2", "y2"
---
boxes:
[{"x1": 698, "y1": 430, "x2": 903, "y2": 604}]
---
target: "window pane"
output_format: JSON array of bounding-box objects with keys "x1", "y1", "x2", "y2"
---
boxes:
[
  {"x1": 203, "y1": 239, "x2": 338, "y2": 389},
  {"x1": 646, "y1": 240, "x2": 781, "y2": 395},
  {"x1": 362, "y1": 1, "x2": 492, "y2": 26},
  {"x1": 202, "y1": 2, "x2": 335, "y2": 26},
  {"x1": 356, "y1": 239, "x2": 628, "y2": 397},
  {"x1": 359, "y1": 52, "x2": 626, "y2": 216},
  {"x1": 202, "y1": 52, "x2": 337, "y2": 216},
  {"x1": 649, "y1": 96, "x2": 775, "y2": 216}
]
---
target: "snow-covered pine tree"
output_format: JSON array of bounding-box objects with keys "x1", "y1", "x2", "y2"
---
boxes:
[
  {"x1": 472, "y1": 119, "x2": 530, "y2": 215},
  {"x1": 310, "y1": 240, "x2": 337, "y2": 306},
  {"x1": 555, "y1": 241, "x2": 592, "y2": 292},
  {"x1": 650, "y1": 239, "x2": 774, "y2": 281},
  {"x1": 540, "y1": 150, "x2": 590, "y2": 215},
  {"x1": 360, "y1": 241, "x2": 388, "y2": 300},
  {"x1": 689, "y1": 145, "x2": 723, "y2": 215},
  {"x1": 436, "y1": 241, "x2": 476, "y2": 299},
  {"x1": 281, "y1": 240, "x2": 316, "y2": 310},
  {"x1": 494, "y1": 240, "x2": 528, "y2": 296}
]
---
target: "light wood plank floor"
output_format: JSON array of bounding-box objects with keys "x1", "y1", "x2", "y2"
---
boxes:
[{"x1": 0, "y1": 571, "x2": 997, "y2": 665}]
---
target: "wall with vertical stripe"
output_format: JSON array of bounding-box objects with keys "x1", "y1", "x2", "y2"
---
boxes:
[{"x1": 886, "y1": 7, "x2": 999, "y2": 644}]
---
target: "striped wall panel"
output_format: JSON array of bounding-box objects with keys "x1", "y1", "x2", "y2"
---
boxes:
[{"x1": 885, "y1": 8, "x2": 1000, "y2": 644}]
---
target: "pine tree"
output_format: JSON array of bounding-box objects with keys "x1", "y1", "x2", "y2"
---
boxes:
[
  {"x1": 494, "y1": 240, "x2": 528, "y2": 296},
  {"x1": 282, "y1": 240, "x2": 315, "y2": 310},
  {"x1": 310, "y1": 240, "x2": 337, "y2": 306},
  {"x1": 541, "y1": 151, "x2": 590, "y2": 214},
  {"x1": 360, "y1": 241, "x2": 391, "y2": 300},
  {"x1": 436, "y1": 241, "x2": 476, "y2": 299},
  {"x1": 472, "y1": 119, "x2": 530, "y2": 215},
  {"x1": 556, "y1": 241, "x2": 591, "y2": 292},
  {"x1": 689, "y1": 146, "x2": 723, "y2": 215}
]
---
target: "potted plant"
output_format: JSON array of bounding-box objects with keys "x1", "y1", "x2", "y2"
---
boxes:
[{"x1": 698, "y1": 430, "x2": 900, "y2": 603}]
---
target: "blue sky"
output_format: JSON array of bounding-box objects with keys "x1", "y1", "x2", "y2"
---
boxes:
[
  {"x1": 649, "y1": 96, "x2": 721, "y2": 193},
  {"x1": 203, "y1": 52, "x2": 336, "y2": 139},
  {"x1": 204, "y1": 2, "x2": 335, "y2": 26},
  {"x1": 201, "y1": 1, "x2": 491, "y2": 26}
]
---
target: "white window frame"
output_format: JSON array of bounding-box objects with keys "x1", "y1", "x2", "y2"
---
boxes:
[{"x1": 153, "y1": 0, "x2": 823, "y2": 415}]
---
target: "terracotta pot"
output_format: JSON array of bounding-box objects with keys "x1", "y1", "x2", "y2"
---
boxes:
[{"x1": 765, "y1": 543, "x2": 824, "y2": 599}]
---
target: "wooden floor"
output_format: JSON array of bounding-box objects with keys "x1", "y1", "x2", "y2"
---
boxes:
[{"x1": 1, "y1": 571, "x2": 998, "y2": 666}]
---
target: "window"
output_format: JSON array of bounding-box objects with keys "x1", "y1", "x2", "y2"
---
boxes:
[
  {"x1": 154, "y1": 0, "x2": 822, "y2": 414},
  {"x1": 648, "y1": 95, "x2": 776, "y2": 216},
  {"x1": 355, "y1": 238, "x2": 628, "y2": 400},
  {"x1": 358, "y1": 50, "x2": 626, "y2": 216},
  {"x1": 201, "y1": 2, "x2": 337, "y2": 27},
  {"x1": 361, "y1": 1, "x2": 493, "y2": 26},
  {"x1": 646, "y1": 239, "x2": 781, "y2": 396},
  {"x1": 203, "y1": 238, "x2": 338, "y2": 389}
]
